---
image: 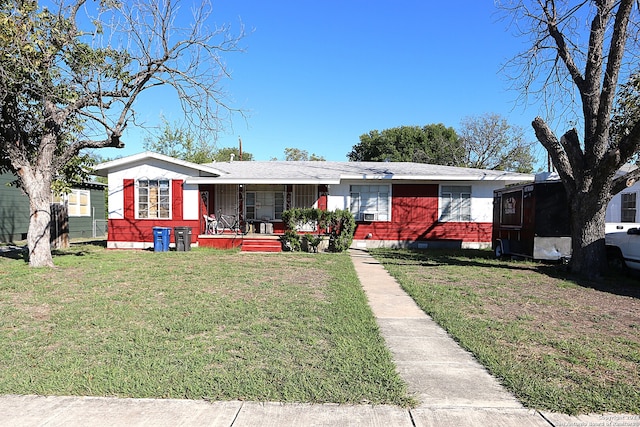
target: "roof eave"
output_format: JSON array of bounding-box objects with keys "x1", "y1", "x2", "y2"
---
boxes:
[
  {"x1": 93, "y1": 151, "x2": 226, "y2": 177},
  {"x1": 184, "y1": 178, "x2": 341, "y2": 185},
  {"x1": 339, "y1": 174, "x2": 534, "y2": 181}
]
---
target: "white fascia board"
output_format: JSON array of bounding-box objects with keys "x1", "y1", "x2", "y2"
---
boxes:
[
  {"x1": 339, "y1": 174, "x2": 394, "y2": 180},
  {"x1": 184, "y1": 178, "x2": 340, "y2": 185},
  {"x1": 339, "y1": 174, "x2": 533, "y2": 181},
  {"x1": 185, "y1": 175, "x2": 532, "y2": 185},
  {"x1": 94, "y1": 151, "x2": 226, "y2": 177}
]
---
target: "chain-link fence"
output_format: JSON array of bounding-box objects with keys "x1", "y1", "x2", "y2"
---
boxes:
[{"x1": 93, "y1": 219, "x2": 108, "y2": 238}]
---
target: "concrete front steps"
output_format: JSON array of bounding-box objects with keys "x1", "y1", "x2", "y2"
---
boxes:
[{"x1": 241, "y1": 237, "x2": 282, "y2": 252}]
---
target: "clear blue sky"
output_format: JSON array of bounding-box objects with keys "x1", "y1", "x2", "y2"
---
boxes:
[{"x1": 100, "y1": 1, "x2": 549, "y2": 165}]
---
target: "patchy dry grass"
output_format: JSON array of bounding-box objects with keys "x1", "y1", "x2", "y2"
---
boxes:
[
  {"x1": 371, "y1": 248, "x2": 640, "y2": 415},
  {"x1": 0, "y1": 243, "x2": 412, "y2": 406}
]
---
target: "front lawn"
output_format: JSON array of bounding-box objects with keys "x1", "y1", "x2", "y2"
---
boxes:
[
  {"x1": 370, "y1": 248, "x2": 640, "y2": 415},
  {"x1": 0, "y1": 244, "x2": 412, "y2": 406}
]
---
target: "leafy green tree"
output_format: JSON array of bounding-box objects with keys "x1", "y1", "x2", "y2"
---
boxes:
[
  {"x1": 284, "y1": 147, "x2": 325, "y2": 161},
  {"x1": 144, "y1": 118, "x2": 215, "y2": 164},
  {"x1": 212, "y1": 147, "x2": 254, "y2": 162},
  {"x1": 0, "y1": 0, "x2": 243, "y2": 266},
  {"x1": 610, "y1": 71, "x2": 640, "y2": 165},
  {"x1": 502, "y1": 0, "x2": 640, "y2": 278},
  {"x1": 347, "y1": 124, "x2": 463, "y2": 164},
  {"x1": 458, "y1": 113, "x2": 536, "y2": 173}
]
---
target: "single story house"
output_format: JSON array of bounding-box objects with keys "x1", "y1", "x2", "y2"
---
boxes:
[
  {"x1": 0, "y1": 172, "x2": 107, "y2": 243},
  {"x1": 93, "y1": 151, "x2": 534, "y2": 250}
]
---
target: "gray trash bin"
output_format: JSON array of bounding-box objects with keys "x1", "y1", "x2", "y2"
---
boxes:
[{"x1": 174, "y1": 226, "x2": 192, "y2": 251}]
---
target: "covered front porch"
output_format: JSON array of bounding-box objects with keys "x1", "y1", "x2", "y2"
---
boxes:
[{"x1": 195, "y1": 182, "x2": 329, "y2": 244}]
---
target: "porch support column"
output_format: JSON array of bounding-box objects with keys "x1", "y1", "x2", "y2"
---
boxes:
[
  {"x1": 286, "y1": 185, "x2": 293, "y2": 211},
  {"x1": 318, "y1": 184, "x2": 328, "y2": 210},
  {"x1": 238, "y1": 184, "x2": 244, "y2": 221}
]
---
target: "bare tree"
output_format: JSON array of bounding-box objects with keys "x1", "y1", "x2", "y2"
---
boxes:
[
  {"x1": 458, "y1": 113, "x2": 536, "y2": 173},
  {"x1": 500, "y1": 0, "x2": 640, "y2": 278},
  {"x1": 0, "y1": 0, "x2": 243, "y2": 266}
]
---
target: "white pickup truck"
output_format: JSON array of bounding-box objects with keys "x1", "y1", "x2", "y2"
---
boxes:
[{"x1": 605, "y1": 228, "x2": 640, "y2": 271}]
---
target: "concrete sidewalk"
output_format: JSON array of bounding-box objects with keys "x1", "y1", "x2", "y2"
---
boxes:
[
  {"x1": 349, "y1": 248, "x2": 549, "y2": 427},
  {"x1": 1, "y1": 249, "x2": 637, "y2": 426}
]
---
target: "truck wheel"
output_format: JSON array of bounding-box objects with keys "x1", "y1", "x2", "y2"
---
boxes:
[{"x1": 607, "y1": 247, "x2": 626, "y2": 271}]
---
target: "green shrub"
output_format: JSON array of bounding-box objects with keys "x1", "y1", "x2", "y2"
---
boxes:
[
  {"x1": 327, "y1": 209, "x2": 356, "y2": 252},
  {"x1": 281, "y1": 208, "x2": 355, "y2": 253},
  {"x1": 304, "y1": 233, "x2": 324, "y2": 253},
  {"x1": 280, "y1": 229, "x2": 301, "y2": 251}
]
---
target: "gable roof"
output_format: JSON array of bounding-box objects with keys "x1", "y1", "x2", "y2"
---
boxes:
[
  {"x1": 94, "y1": 152, "x2": 534, "y2": 184},
  {"x1": 92, "y1": 151, "x2": 227, "y2": 177}
]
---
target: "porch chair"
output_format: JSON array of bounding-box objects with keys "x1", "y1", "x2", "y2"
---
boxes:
[{"x1": 204, "y1": 214, "x2": 217, "y2": 234}]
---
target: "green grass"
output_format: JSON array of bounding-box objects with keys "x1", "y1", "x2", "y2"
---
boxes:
[
  {"x1": 0, "y1": 243, "x2": 413, "y2": 406},
  {"x1": 370, "y1": 248, "x2": 640, "y2": 415}
]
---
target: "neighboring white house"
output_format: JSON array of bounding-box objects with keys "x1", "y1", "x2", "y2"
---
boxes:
[{"x1": 606, "y1": 164, "x2": 640, "y2": 233}]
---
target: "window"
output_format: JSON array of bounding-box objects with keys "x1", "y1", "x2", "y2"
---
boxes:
[
  {"x1": 621, "y1": 192, "x2": 637, "y2": 223},
  {"x1": 51, "y1": 189, "x2": 91, "y2": 217},
  {"x1": 350, "y1": 184, "x2": 390, "y2": 221},
  {"x1": 440, "y1": 185, "x2": 471, "y2": 222},
  {"x1": 245, "y1": 185, "x2": 285, "y2": 221},
  {"x1": 138, "y1": 179, "x2": 170, "y2": 219}
]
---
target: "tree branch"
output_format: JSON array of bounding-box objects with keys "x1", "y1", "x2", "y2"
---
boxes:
[
  {"x1": 543, "y1": 0, "x2": 586, "y2": 92},
  {"x1": 594, "y1": 0, "x2": 635, "y2": 150},
  {"x1": 532, "y1": 116, "x2": 576, "y2": 190}
]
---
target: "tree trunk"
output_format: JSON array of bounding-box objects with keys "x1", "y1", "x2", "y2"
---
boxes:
[
  {"x1": 23, "y1": 169, "x2": 55, "y2": 268},
  {"x1": 568, "y1": 192, "x2": 608, "y2": 279}
]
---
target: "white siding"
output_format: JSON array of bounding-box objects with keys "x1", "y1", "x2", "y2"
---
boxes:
[
  {"x1": 326, "y1": 183, "x2": 350, "y2": 211},
  {"x1": 606, "y1": 182, "x2": 640, "y2": 232},
  {"x1": 183, "y1": 183, "x2": 200, "y2": 220},
  {"x1": 106, "y1": 159, "x2": 194, "y2": 220},
  {"x1": 467, "y1": 182, "x2": 497, "y2": 222}
]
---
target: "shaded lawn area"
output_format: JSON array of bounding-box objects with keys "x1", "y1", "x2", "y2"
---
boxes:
[
  {"x1": 0, "y1": 244, "x2": 413, "y2": 406},
  {"x1": 370, "y1": 248, "x2": 640, "y2": 415}
]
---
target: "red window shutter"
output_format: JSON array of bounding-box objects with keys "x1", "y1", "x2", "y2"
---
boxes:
[
  {"x1": 172, "y1": 180, "x2": 183, "y2": 220},
  {"x1": 123, "y1": 179, "x2": 135, "y2": 219}
]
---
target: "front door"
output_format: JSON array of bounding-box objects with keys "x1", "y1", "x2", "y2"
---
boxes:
[{"x1": 216, "y1": 184, "x2": 239, "y2": 217}]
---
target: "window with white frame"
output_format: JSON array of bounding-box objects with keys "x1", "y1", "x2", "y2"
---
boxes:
[
  {"x1": 244, "y1": 185, "x2": 285, "y2": 221},
  {"x1": 621, "y1": 192, "x2": 637, "y2": 222},
  {"x1": 350, "y1": 184, "x2": 390, "y2": 221},
  {"x1": 51, "y1": 189, "x2": 91, "y2": 217},
  {"x1": 137, "y1": 179, "x2": 170, "y2": 219},
  {"x1": 440, "y1": 185, "x2": 471, "y2": 222},
  {"x1": 294, "y1": 185, "x2": 316, "y2": 208}
]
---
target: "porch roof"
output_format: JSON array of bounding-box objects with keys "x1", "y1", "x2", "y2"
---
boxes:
[{"x1": 184, "y1": 161, "x2": 533, "y2": 185}]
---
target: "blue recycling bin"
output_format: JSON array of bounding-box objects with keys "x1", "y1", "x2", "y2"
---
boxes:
[{"x1": 153, "y1": 227, "x2": 171, "y2": 252}]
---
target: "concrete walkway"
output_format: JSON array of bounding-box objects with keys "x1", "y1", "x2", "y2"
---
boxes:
[
  {"x1": 1, "y1": 249, "x2": 637, "y2": 426},
  {"x1": 349, "y1": 249, "x2": 548, "y2": 427}
]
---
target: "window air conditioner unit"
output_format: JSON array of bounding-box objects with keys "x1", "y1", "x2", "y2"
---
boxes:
[{"x1": 363, "y1": 213, "x2": 377, "y2": 221}]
